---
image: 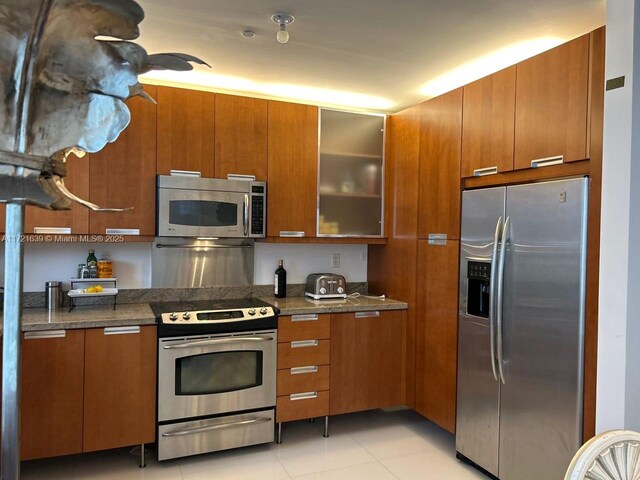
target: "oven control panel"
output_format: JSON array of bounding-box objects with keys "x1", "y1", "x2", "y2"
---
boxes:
[{"x1": 160, "y1": 306, "x2": 276, "y2": 325}]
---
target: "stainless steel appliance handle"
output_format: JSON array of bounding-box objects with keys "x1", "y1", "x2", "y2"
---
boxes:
[
  {"x1": 33, "y1": 227, "x2": 71, "y2": 234},
  {"x1": 163, "y1": 335, "x2": 274, "y2": 350},
  {"x1": 104, "y1": 326, "x2": 140, "y2": 335},
  {"x1": 243, "y1": 194, "x2": 249, "y2": 237},
  {"x1": 530, "y1": 155, "x2": 564, "y2": 168},
  {"x1": 291, "y1": 340, "x2": 319, "y2": 348},
  {"x1": 496, "y1": 216, "x2": 510, "y2": 384},
  {"x1": 290, "y1": 392, "x2": 318, "y2": 401},
  {"x1": 355, "y1": 311, "x2": 380, "y2": 318},
  {"x1": 155, "y1": 244, "x2": 252, "y2": 249},
  {"x1": 473, "y1": 166, "x2": 498, "y2": 177},
  {"x1": 290, "y1": 366, "x2": 319, "y2": 375},
  {"x1": 161, "y1": 417, "x2": 272, "y2": 437},
  {"x1": 489, "y1": 216, "x2": 503, "y2": 382},
  {"x1": 292, "y1": 314, "x2": 319, "y2": 322},
  {"x1": 24, "y1": 330, "x2": 66, "y2": 339}
]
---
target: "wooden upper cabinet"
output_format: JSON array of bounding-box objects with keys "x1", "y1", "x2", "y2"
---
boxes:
[
  {"x1": 514, "y1": 33, "x2": 590, "y2": 169},
  {"x1": 415, "y1": 239, "x2": 459, "y2": 434},
  {"x1": 418, "y1": 88, "x2": 463, "y2": 240},
  {"x1": 214, "y1": 94, "x2": 268, "y2": 180},
  {"x1": 267, "y1": 101, "x2": 318, "y2": 238},
  {"x1": 21, "y1": 329, "x2": 85, "y2": 460},
  {"x1": 157, "y1": 86, "x2": 215, "y2": 177},
  {"x1": 25, "y1": 154, "x2": 90, "y2": 234},
  {"x1": 83, "y1": 325, "x2": 157, "y2": 452},
  {"x1": 462, "y1": 66, "x2": 516, "y2": 178},
  {"x1": 88, "y1": 86, "x2": 157, "y2": 236}
]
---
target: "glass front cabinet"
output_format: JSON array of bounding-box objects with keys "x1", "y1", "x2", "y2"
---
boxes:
[{"x1": 318, "y1": 109, "x2": 386, "y2": 237}]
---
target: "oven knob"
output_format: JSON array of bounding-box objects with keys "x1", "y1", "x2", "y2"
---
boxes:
[
  {"x1": 182, "y1": 312, "x2": 191, "y2": 320},
  {"x1": 337, "y1": 287, "x2": 344, "y2": 294},
  {"x1": 169, "y1": 313, "x2": 178, "y2": 321},
  {"x1": 260, "y1": 308, "x2": 268, "y2": 315},
  {"x1": 248, "y1": 309, "x2": 256, "y2": 316},
  {"x1": 319, "y1": 287, "x2": 327, "y2": 295}
]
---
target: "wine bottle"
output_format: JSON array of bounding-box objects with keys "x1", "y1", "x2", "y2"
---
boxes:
[{"x1": 274, "y1": 259, "x2": 286, "y2": 298}]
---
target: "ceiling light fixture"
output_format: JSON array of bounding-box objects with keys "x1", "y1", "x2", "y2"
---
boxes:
[
  {"x1": 271, "y1": 13, "x2": 294, "y2": 44},
  {"x1": 242, "y1": 30, "x2": 255, "y2": 38}
]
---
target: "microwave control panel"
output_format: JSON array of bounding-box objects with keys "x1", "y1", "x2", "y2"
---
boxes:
[{"x1": 250, "y1": 184, "x2": 266, "y2": 237}]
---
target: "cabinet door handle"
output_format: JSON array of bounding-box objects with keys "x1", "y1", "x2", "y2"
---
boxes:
[
  {"x1": 530, "y1": 155, "x2": 564, "y2": 168},
  {"x1": 290, "y1": 392, "x2": 318, "y2": 401},
  {"x1": 428, "y1": 233, "x2": 447, "y2": 246},
  {"x1": 355, "y1": 311, "x2": 380, "y2": 318},
  {"x1": 106, "y1": 228, "x2": 140, "y2": 236},
  {"x1": 227, "y1": 174, "x2": 256, "y2": 181},
  {"x1": 33, "y1": 227, "x2": 71, "y2": 234},
  {"x1": 279, "y1": 231, "x2": 305, "y2": 237},
  {"x1": 24, "y1": 330, "x2": 66, "y2": 339},
  {"x1": 291, "y1": 340, "x2": 319, "y2": 348},
  {"x1": 170, "y1": 170, "x2": 201, "y2": 177},
  {"x1": 292, "y1": 314, "x2": 319, "y2": 322},
  {"x1": 104, "y1": 326, "x2": 140, "y2": 335},
  {"x1": 291, "y1": 366, "x2": 318, "y2": 375},
  {"x1": 473, "y1": 166, "x2": 498, "y2": 177}
]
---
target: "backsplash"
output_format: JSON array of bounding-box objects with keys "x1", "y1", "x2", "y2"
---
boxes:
[{"x1": 0, "y1": 242, "x2": 367, "y2": 292}]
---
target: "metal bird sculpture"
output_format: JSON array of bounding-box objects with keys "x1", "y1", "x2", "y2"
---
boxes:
[{"x1": 0, "y1": 0, "x2": 208, "y2": 210}]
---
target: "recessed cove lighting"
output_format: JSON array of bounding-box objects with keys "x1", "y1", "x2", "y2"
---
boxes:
[{"x1": 419, "y1": 37, "x2": 564, "y2": 98}]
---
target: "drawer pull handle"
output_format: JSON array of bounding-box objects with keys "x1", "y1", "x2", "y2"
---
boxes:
[
  {"x1": 279, "y1": 231, "x2": 305, "y2": 237},
  {"x1": 170, "y1": 170, "x2": 201, "y2": 177},
  {"x1": 291, "y1": 366, "x2": 319, "y2": 375},
  {"x1": 355, "y1": 311, "x2": 380, "y2": 318},
  {"x1": 473, "y1": 166, "x2": 498, "y2": 177},
  {"x1": 292, "y1": 314, "x2": 319, "y2": 322},
  {"x1": 33, "y1": 227, "x2": 71, "y2": 234},
  {"x1": 24, "y1": 330, "x2": 66, "y2": 339},
  {"x1": 290, "y1": 392, "x2": 318, "y2": 401},
  {"x1": 530, "y1": 155, "x2": 564, "y2": 168},
  {"x1": 106, "y1": 228, "x2": 140, "y2": 236},
  {"x1": 104, "y1": 326, "x2": 140, "y2": 335},
  {"x1": 291, "y1": 340, "x2": 319, "y2": 348}
]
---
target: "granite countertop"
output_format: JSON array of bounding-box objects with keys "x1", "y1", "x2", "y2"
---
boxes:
[
  {"x1": 19, "y1": 303, "x2": 156, "y2": 332},
  {"x1": 260, "y1": 295, "x2": 408, "y2": 316},
  {"x1": 11, "y1": 295, "x2": 406, "y2": 332}
]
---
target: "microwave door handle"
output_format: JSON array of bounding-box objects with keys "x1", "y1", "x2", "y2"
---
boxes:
[
  {"x1": 243, "y1": 194, "x2": 249, "y2": 237},
  {"x1": 163, "y1": 335, "x2": 274, "y2": 349}
]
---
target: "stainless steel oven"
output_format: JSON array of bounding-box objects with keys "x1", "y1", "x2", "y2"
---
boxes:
[
  {"x1": 157, "y1": 175, "x2": 266, "y2": 238},
  {"x1": 152, "y1": 299, "x2": 278, "y2": 461}
]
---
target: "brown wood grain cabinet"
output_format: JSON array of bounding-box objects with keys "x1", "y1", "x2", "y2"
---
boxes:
[
  {"x1": 415, "y1": 239, "x2": 459, "y2": 434},
  {"x1": 24, "y1": 154, "x2": 90, "y2": 234},
  {"x1": 418, "y1": 89, "x2": 463, "y2": 240},
  {"x1": 157, "y1": 86, "x2": 215, "y2": 177},
  {"x1": 20, "y1": 329, "x2": 85, "y2": 460},
  {"x1": 267, "y1": 101, "x2": 319, "y2": 238},
  {"x1": 88, "y1": 86, "x2": 157, "y2": 236},
  {"x1": 330, "y1": 310, "x2": 406, "y2": 415},
  {"x1": 83, "y1": 325, "x2": 157, "y2": 452},
  {"x1": 514, "y1": 33, "x2": 590, "y2": 169},
  {"x1": 214, "y1": 94, "x2": 268, "y2": 180},
  {"x1": 461, "y1": 66, "x2": 516, "y2": 178}
]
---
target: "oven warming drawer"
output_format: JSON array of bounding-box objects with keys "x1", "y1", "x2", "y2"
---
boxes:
[{"x1": 158, "y1": 409, "x2": 275, "y2": 461}]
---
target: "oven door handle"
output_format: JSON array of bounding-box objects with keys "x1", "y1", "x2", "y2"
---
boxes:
[
  {"x1": 161, "y1": 416, "x2": 272, "y2": 437},
  {"x1": 163, "y1": 335, "x2": 274, "y2": 350}
]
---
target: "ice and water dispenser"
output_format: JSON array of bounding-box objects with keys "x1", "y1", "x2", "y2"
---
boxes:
[{"x1": 466, "y1": 261, "x2": 491, "y2": 318}]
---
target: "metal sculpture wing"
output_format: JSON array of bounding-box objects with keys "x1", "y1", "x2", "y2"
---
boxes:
[{"x1": 0, "y1": 0, "x2": 208, "y2": 209}]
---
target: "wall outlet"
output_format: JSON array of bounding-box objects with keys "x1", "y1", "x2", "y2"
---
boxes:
[{"x1": 331, "y1": 253, "x2": 340, "y2": 268}]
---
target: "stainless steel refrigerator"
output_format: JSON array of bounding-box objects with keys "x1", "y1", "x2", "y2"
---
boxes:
[{"x1": 456, "y1": 177, "x2": 588, "y2": 480}]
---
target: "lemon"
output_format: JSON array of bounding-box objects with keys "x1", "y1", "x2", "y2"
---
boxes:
[
  {"x1": 95, "y1": 285, "x2": 104, "y2": 293},
  {"x1": 87, "y1": 286, "x2": 97, "y2": 294}
]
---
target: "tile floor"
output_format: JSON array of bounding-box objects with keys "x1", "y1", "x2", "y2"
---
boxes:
[{"x1": 21, "y1": 409, "x2": 488, "y2": 480}]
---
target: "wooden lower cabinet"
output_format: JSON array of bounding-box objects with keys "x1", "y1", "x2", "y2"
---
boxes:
[
  {"x1": 83, "y1": 325, "x2": 157, "y2": 452},
  {"x1": 329, "y1": 311, "x2": 406, "y2": 415},
  {"x1": 21, "y1": 329, "x2": 85, "y2": 460},
  {"x1": 276, "y1": 314, "x2": 330, "y2": 424},
  {"x1": 415, "y1": 240, "x2": 459, "y2": 433}
]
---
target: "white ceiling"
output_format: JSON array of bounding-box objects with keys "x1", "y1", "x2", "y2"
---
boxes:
[{"x1": 137, "y1": 0, "x2": 605, "y2": 113}]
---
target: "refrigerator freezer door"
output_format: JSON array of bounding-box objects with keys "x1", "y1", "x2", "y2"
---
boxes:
[
  {"x1": 499, "y1": 178, "x2": 588, "y2": 480},
  {"x1": 457, "y1": 186, "x2": 506, "y2": 476}
]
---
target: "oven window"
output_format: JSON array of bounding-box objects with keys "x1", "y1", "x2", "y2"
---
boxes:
[
  {"x1": 169, "y1": 200, "x2": 237, "y2": 227},
  {"x1": 175, "y1": 351, "x2": 263, "y2": 395}
]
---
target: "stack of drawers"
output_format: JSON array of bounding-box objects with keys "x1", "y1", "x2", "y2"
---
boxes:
[{"x1": 276, "y1": 314, "x2": 330, "y2": 426}]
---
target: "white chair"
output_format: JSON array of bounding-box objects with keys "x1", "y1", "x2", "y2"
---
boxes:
[{"x1": 565, "y1": 430, "x2": 640, "y2": 480}]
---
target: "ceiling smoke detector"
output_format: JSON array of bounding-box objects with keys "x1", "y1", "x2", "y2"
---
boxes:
[{"x1": 271, "y1": 13, "x2": 294, "y2": 44}]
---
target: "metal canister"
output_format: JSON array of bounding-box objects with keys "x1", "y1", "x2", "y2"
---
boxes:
[
  {"x1": 89, "y1": 265, "x2": 98, "y2": 278},
  {"x1": 77, "y1": 263, "x2": 86, "y2": 279},
  {"x1": 45, "y1": 281, "x2": 62, "y2": 310},
  {"x1": 80, "y1": 266, "x2": 91, "y2": 279}
]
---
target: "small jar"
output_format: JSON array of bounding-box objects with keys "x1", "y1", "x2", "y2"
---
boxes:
[
  {"x1": 80, "y1": 266, "x2": 91, "y2": 279},
  {"x1": 97, "y1": 255, "x2": 113, "y2": 278},
  {"x1": 77, "y1": 264, "x2": 86, "y2": 279},
  {"x1": 89, "y1": 265, "x2": 98, "y2": 279}
]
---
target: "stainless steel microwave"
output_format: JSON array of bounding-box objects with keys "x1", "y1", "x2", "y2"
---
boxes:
[{"x1": 157, "y1": 175, "x2": 266, "y2": 238}]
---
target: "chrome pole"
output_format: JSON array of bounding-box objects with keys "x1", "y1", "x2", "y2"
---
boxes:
[{"x1": 2, "y1": 202, "x2": 25, "y2": 480}]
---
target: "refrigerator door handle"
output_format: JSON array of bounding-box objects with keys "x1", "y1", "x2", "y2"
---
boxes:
[
  {"x1": 489, "y1": 216, "x2": 503, "y2": 382},
  {"x1": 496, "y1": 216, "x2": 510, "y2": 384}
]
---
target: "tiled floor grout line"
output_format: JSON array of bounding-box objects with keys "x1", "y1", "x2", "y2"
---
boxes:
[{"x1": 342, "y1": 429, "x2": 403, "y2": 480}]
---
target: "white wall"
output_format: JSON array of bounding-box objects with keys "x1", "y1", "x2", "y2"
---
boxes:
[
  {"x1": 597, "y1": 0, "x2": 640, "y2": 432},
  {"x1": 0, "y1": 242, "x2": 367, "y2": 292}
]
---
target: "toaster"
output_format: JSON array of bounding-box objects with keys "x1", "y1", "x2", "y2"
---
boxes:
[{"x1": 305, "y1": 274, "x2": 347, "y2": 300}]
